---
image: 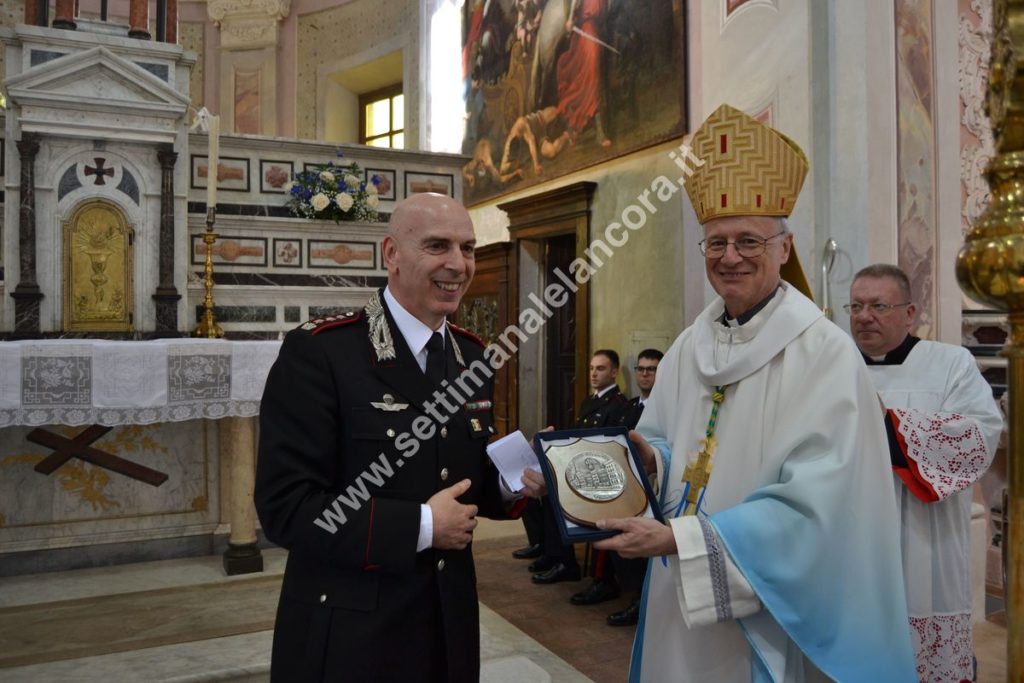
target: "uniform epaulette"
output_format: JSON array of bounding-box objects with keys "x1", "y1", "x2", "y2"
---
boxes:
[
  {"x1": 447, "y1": 322, "x2": 485, "y2": 348},
  {"x1": 299, "y1": 310, "x2": 362, "y2": 335}
]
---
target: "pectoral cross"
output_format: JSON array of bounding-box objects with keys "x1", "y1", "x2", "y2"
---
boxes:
[{"x1": 681, "y1": 435, "x2": 716, "y2": 516}]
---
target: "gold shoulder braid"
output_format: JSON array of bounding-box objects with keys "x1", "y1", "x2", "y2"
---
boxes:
[{"x1": 365, "y1": 291, "x2": 397, "y2": 362}]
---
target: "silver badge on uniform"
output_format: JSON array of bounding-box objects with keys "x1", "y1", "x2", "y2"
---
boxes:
[{"x1": 371, "y1": 393, "x2": 409, "y2": 411}]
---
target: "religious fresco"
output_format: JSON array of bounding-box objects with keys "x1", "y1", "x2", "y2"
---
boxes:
[
  {"x1": 461, "y1": 0, "x2": 687, "y2": 206},
  {"x1": 895, "y1": 0, "x2": 937, "y2": 338}
]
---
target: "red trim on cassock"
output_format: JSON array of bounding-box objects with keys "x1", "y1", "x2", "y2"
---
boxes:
[{"x1": 889, "y1": 410, "x2": 939, "y2": 503}]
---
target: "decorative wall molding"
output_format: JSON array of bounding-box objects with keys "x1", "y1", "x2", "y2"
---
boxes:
[
  {"x1": 960, "y1": 0, "x2": 994, "y2": 232},
  {"x1": 208, "y1": 0, "x2": 290, "y2": 50}
]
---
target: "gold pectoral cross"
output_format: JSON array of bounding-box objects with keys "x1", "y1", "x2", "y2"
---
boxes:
[{"x1": 681, "y1": 435, "x2": 716, "y2": 516}]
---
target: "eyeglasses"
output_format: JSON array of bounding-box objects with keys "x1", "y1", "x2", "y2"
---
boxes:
[
  {"x1": 634, "y1": 366, "x2": 658, "y2": 374},
  {"x1": 842, "y1": 302, "x2": 912, "y2": 315},
  {"x1": 698, "y1": 231, "x2": 787, "y2": 259}
]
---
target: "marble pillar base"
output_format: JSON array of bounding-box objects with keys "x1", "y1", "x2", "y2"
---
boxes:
[
  {"x1": 152, "y1": 289, "x2": 181, "y2": 331},
  {"x1": 10, "y1": 286, "x2": 43, "y2": 333},
  {"x1": 223, "y1": 542, "x2": 263, "y2": 575}
]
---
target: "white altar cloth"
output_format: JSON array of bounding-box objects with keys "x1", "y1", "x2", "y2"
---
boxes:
[{"x1": 0, "y1": 339, "x2": 282, "y2": 427}]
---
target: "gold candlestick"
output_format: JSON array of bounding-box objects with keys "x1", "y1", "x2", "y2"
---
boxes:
[
  {"x1": 956, "y1": 2, "x2": 1023, "y2": 679},
  {"x1": 193, "y1": 206, "x2": 224, "y2": 338}
]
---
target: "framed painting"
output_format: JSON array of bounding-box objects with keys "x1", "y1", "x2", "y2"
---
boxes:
[
  {"x1": 364, "y1": 168, "x2": 397, "y2": 201},
  {"x1": 191, "y1": 155, "x2": 250, "y2": 192},
  {"x1": 461, "y1": 0, "x2": 688, "y2": 205},
  {"x1": 260, "y1": 160, "x2": 294, "y2": 193},
  {"x1": 405, "y1": 171, "x2": 454, "y2": 198}
]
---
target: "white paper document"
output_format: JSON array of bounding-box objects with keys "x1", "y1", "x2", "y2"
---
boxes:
[{"x1": 485, "y1": 430, "x2": 540, "y2": 492}]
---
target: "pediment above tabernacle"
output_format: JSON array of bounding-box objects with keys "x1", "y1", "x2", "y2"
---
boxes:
[
  {"x1": 7, "y1": 46, "x2": 189, "y2": 142},
  {"x1": 7, "y1": 46, "x2": 189, "y2": 115}
]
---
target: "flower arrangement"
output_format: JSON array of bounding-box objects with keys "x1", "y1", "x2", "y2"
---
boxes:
[{"x1": 285, "y1": 161, "x2": 380, "y2": 223}]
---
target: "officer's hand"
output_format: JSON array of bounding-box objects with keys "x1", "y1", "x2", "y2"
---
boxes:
[
  {"x1": 428, "y1": 479, "x2": 478, "y2": 550},
  {"x1": 629, "y1": 430, "x2": 657, "y2": 475},
  {"x1": 521, "y1": 468, "x2": 547, "y2": 498}
]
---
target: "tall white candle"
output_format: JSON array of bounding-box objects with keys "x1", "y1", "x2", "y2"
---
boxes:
[{"x1": 206, "y1": 114, "x2": 220, "y2": 210}]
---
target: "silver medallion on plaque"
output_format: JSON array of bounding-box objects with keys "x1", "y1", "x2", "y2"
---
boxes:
[{"x1": 564, "y1": 451, "x2": 627, "y2": 502}]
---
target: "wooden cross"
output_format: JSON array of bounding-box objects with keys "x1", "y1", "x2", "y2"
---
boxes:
[
  {"x1": 681, "y1": 436, "x2": 716, "y2": 516},
  {"x1": 28, "y1": 425, "x2": 168, "y2": 487},
  {"x1": 84, "y1": 158, "x2": 115, "y2": 185}
]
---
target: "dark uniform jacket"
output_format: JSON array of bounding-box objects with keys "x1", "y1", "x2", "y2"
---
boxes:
[
  {"x1": 576, "y1": 385, "x2": 629, "y2": 428},
  {"x1": 619, "y1": 396, "x2": 645, "y2": 431},
  {"x1": 255, "y1": 291, "x2": 508, "y2": 682}
]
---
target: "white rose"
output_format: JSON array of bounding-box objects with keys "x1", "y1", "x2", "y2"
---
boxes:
[
  {"x1": 283, "y1": 180, "x2": 295, "y2": 192},
  {"x1": 310, "y1": 193, "x2": 330, "y2": 211},
  {"x1": 365, "y1": 181, "x2": 378, "y2": 194},
  {"x1": 320, "y1": 171, "x2": 335, "y2": 183},
  {"x1": 344, "y1": 174, "x2": 361, "y2": 188},
  {"x1": 366, "y1": 194, "x2": 380, "y2": 209},
  {"x1": 335, "y1": 193, "x2": 354, "y2": 211}
]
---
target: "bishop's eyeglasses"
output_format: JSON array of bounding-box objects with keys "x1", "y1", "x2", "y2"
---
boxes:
[
  {"x1": 842, "y1": 302, "x2": 911, "y2": 315},
  {"x1": 699, "y1": 231, "x2": 787, "y2": 259}
]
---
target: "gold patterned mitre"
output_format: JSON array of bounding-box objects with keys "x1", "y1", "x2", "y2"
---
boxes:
[{"x1": 684, "y1": 104, "x2": 809, "y2": 224}]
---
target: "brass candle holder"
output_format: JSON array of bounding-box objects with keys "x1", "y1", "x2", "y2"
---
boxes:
[
  {"x1": 193, "y1": 206, "x2": 224, "y2": 338},
  {"x1": 956, "y1": 1, "x2": 1023, "y2": 678}
]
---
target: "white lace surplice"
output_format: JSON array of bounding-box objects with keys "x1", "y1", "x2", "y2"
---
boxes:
[{"x1": 868, "y1": 341, "x2": 1002, "y2": 683}]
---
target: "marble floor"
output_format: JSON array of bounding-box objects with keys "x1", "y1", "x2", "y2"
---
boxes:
[
  {"x1": 0, "y1": 518, "x2": 1010, "y2": 682},
  {"x1": 0, "y1": 542, "x2": 591, "y2": 682}
]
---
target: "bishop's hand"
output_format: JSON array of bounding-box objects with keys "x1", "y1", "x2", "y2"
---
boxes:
[{"x1": 593, "y1": 517, "x2": 676, "y2": 558}]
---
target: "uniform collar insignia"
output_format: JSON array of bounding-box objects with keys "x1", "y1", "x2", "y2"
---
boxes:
[
  {"x1": 365, "y1": 291, "x2": 397, "y2": 362},
  {"x1": 371, "y1": 393, "x2": 409, "y2": 411},
  {"x1": 445, "y1": 321, "x2": 466, "y2": 367}
]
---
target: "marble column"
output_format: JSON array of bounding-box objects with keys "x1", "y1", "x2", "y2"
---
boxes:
[
  {"x1": 128, "y1": 0, "x2": 151, "y2": 40},
  {"x1": 52, "y1": 0, "x2": 75, "y2": 29},
  {"x1": 220, "y1": 416, "x2": 263, "y2": 575},
  {"x1": 153, "y1": 144, "x2": 180, "y2": 333},
  {"x1": 11, "y1": 134, "x2": 42, "y2": 335},
  {"x1": 24, "y1": 0, "x2": 46, "y2": 26},
  {"x1": 165, "y1": 0, "x2": 178, "y2": 43}
]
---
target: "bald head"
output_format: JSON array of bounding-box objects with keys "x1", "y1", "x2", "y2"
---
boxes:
[
  {"x1": 388, "y1": 193, "x2": 470, "y2": 238},
  {"x1": 382, "y1": 193, "x2": 477, "y2": 329}
]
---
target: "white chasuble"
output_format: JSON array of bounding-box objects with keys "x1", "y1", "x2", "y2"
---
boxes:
[
  {"x1": 867, "y1": 340, "x2": 1002, "y2": 683},
  {"x1": 631, "y1": 284, "x2": 916, "y2": 683}
]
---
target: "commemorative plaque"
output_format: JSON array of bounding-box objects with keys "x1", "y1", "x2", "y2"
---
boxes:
[{"x1": 533, "y1": 427, "x2": 662, "y2": 544}]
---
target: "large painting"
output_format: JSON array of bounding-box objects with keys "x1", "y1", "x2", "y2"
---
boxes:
[{"x1": 461, "y1": 0, "x2": 687, "y2": 205}]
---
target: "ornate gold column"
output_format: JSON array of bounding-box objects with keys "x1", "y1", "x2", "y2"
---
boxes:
[
  {"x1": 956, "y1": 2, "x2": 1024, "y2": 679},
  {"x1": 219, "y1": 416, "x2": 263, "y2": 575}
]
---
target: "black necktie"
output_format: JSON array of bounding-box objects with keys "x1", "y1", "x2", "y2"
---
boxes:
[{"x1": 425, "y1": 331, "x2": 446, "y2": 386}]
